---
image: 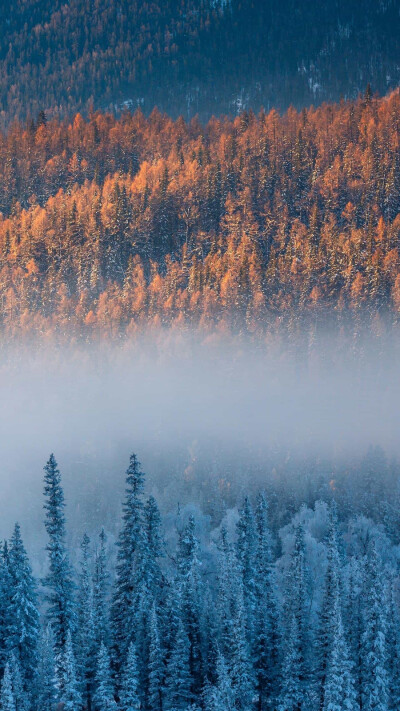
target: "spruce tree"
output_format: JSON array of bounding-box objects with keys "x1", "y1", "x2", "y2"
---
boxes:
[
  {"x1": 93, "y1": 642, "x2": 117, "y2": 711},
  {"x1": 147, "y1": 605, "x2": 163, "y2": 711},
  {"x1": 236, "y1": 497, "x2": 257, "y2": 645},
  {"x1": 254, "y1": 493, "x2": 280, "y2": 709},
  {"x1": 316, "y1": 506, "x2": 342, "y2": 710},
  {"x1": 35, "y1": 625, "x2": 57, "y2": 711},
  {"x1": 93, "y1": 528, "x2": 110, "y2": 651},
  {"x1": 111, "y1": 454, "x2": 145, "y2": 663},
  {"x1": 0, "y1": 544, "x2": 14, "y2": 674},
  {"x1": 8, "y1": 523, "x2": 39, "y2": 682},
  {"x1": 76, "y1": 533, "x2": 96, "y2": 708},
  {"x1": 8, "y1": 653, "x2": 29, "y2": 711},
  {"x1": 361, "y1": 542, "x2": 389, "y2": 711},
  {"x1": 322, "y1": 599, "x2": 358, "y2": 711},
  {"x1": 164, "y1": 619, "x2": 192, "y2": 711},
  {"x1": 60, "y1": 630, "x2": 82, "y2": 711},
  {"x1": 119, "y1": 641, "x2": 141, "y2": 711},
  {"x1": 277, "y1": 615, "x2": 304, "y2": 711},
  {"x1": 43, "y1": 454, "x2": 75, "y2": 653},
  {"x1": 0, "y1": 664, "x2": 15, "y2": 711},
  {"x1": 230, "y1": 585, "x2": 255, "y2": 711}
]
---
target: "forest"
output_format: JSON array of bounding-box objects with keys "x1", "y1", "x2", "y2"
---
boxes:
[
  {"x1": 0, "y1": 90, "x2": 400, "y2": 345},
  {"x1": 0, "y1": 0, "x2": 399, "y2": 124},
  {"x1": 0, "y1": 449, "x2": 399, "y2": 711}
]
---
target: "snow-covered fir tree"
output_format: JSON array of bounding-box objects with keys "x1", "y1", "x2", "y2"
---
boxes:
[
  {"x1": 42, "y1": 454, "x2": 75, "y2": 653},
  {"x1": 93, "y1": 642, "x2": 117, "y2": 711}
]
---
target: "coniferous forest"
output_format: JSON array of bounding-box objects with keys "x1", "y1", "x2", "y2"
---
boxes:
[
  {"x1": 2, "y1": 1, "x2": 400, "y2": 709},
  {"x1": 1, "y1": 450, "x2": 400, "y2": 711}
]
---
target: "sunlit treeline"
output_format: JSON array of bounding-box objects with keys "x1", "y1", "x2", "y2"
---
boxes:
[{"x1": 0, "y1": 91, "x2": 400, "y2": 342}]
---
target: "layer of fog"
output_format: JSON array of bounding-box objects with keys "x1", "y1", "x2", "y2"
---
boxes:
[{"x1": 0, "y1": 332, "x2": 399, "y2": 557}]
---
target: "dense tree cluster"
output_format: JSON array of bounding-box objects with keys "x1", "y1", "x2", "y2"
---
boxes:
[
  {"x1": 1, "y1": 451, "x2": 400, "y2": 710},
  {"x1": 1, "y1": 92, "x2": 400, "y2": 342},
  {"x1": 0, "y1": 0, "x2": 399, "y2": 124}
]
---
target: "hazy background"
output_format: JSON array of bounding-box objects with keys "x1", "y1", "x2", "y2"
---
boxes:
[{"x1": 0, "y1": 332, "x2": 398, "y2": 563}]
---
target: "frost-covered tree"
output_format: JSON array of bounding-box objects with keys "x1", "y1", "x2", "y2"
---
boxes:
[
  {"x1": 35, "y1": 625, "x2": 57, "y2": 711},
  {"x1": 322, "y1": 599, "x2": 358, "y2": 711},
  {"x1": 143, "y1": 496, "x2": 164, "y2": 595},
  {"x1": 254, "y1": 493, "x2": 280, "y2": 709},
  {"x1": 315, "y1": 506, "x2": 342, "y2": 709},
  {"x1": 277, "y1": 614, "x2": 304, "y2": 711},
  {"x1": 93, "y1": 642, "x2": 117, "y2": 711},
  {"x1": 0, "y1": 664, "x2": 15, "y2": 711},
  {"x1": 8, "y1": 523, "x2": 39, "y2": 682},
  {"x1": 164, "y1": 618, "x2": 192, "y2": 711},
  {"x1": 76, "y1": 533, "x2": 96, "y2": 708},
  {"x1": 148, "y1": 605, "x2": 163, "y2": 711},
  {"x1": 230, "y1": 585, "x2": 255, "y2": 711},
  {"x1": 111, "y1": 454, "x2": 145, "y2": 663},
  {"x1": 361, "y1": 541, "x2": 389, "y2": 711},
  {"x1": 0, "y1": 544, "x2": 15, "y2": 673},
  {"x1": 236, "y1": 497, "x2": 257, "y2": 645},
  {"x1": 43, "y1": 454, "x2": 75, "y2": 653},
  {"x1": 59, "y1": 630, "x2": 82, "y2": 711},
  {"x1": 8, "y1": 653, "x2": 29, "y2": 711},
  {"x1": 119, "y1": 641, "x2": 141, "y2": 711},
  {"x1": 93, "y1": 528, "x2": 110, "y2": 651}
]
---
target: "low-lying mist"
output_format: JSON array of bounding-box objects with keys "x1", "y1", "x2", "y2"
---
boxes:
[{"x1": 0, "y1": 331, "x2": 399, "y2": 554}]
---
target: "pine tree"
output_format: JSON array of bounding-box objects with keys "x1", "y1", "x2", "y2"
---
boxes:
[
  {"x1": 119, "y1": 642, "x2": 141, "y2": 711},
  {"x1": 93, "y1": 642, "x2": 117, "y2": 711},
  {"x1": 0, "y1": 664, "x2": 15, "y2": 711},
  {"x1": 316, "y1": 506, "x2": 342, "y2": 710},
  {"x1": 8, "y1": 653, "x2": 29, "y2": 711},
  {"x1": 76, "y1": 533, "x2": 96, "y2": 708},
  {"x1": 143, "y1": 496, "x2": 164, "y2": 595},
  {"x1": 111, "y1": 454, "x2": 145, "y2": 663},
  {"x1": 361, "y1": 542, "x2": 389, "y2": 711},
  {"x1": 322, "y1": 599, "x2": 358, "y2": 711},
  {"x1": 230, "y1": 584, "x2": 255, "y2": 711},
  {"x1": 164, "y1": 618, "x2": 192, "y2": 711},
  {"x1": 386, "y1": 578, "x2": 400, "y2": 711},
  {"x1": 204, "y1": 651, "x2": 235, "y2": 711},
  {"x1": 43, "y1": 454, "x2": 75, "y2": 653},
  {"x1": 8, "y1": 523, "x2": 39, "y2": 682},
  {"x1": 277, "y1": 615, "x2": 304, "y2": 711},
  {"x1": 283, "y1": 523, "x2": 311, "y2": 701},
  {"x1": 147, "y1": 605, "x2": 163, "y2": 711},
  {"x1": 60, "y1": 630, "x2": 82, "y2": 711},
  {"x1": 35, "y1": 625, "x2": 57, "y2": 711},
  {"x1": 93, "y1": 528, "x2": 110, "y2": 651},
  {"x1": 177, "y1": 514, "x2": 203, "y2": 694},
  {"x1": 254, "y1": 493, "x2": 280, "y2": 709},
  {"x1": 0, "y1": 545, "x2": 14, "y2": 674},
  {"x1": 236, "y1": 497, "x2": 257, "y2": 645}
]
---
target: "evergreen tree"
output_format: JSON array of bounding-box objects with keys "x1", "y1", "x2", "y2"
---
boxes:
[
  {"x1": 386, "y1": 578, "x2": 400, "y2": 711},
  {"x1": 143, "y1": 496, "x2": 164, "y2": 595},
  {"x1": 8, "y1": 523, "x2": 39, "y2": 682},
  {"x1": 322, "y1": 599, "x2": 358, "y2": 711},
  {"x1": 0, "y1": 664, "x2": 15, "y2": 711},
  {"x1": 60, "y1": 630, "x2": 82, "y2": 711},
  {"x1": 8, "y1": 653, "x2": 29, "y2": 711},
  {"x1": 111, "y1": 454, "x2": 145, "y2": 663},
  {"x1": 76, "y1": 533, "x2": 96, "y2": 708},
  {"x1": 93, "y1": 642, "x2": 117, "y2": 711},
  {"x1": 177, "y1": 514, "x2": 203, "y2": 694},
  {"x1": 361, "y1": 542, "x2": 389, "y2": 711},
  {"x1": 236, "y1": 497, "x2": 257, "y2": 644},
  {"x1": 230, "y1": 585, "x2": 255, "y2": 711},
  {"x1": 119, "y1": 641, "x2": 141, "y2": 711},
  {"x1": 277, "y1": 615, "x2": 304, "y2": 711},
  {"x1": 315, "y1": 506, "x2": 342, "y2": 710},
  {"x1": 204, "y1": 650, "x2": 235, "y2": 711},
  {"x1": 42, "y1": 454, "x2": 75, "y2": 653},
  {"x1": 254, "y1": 493, "x2": 280, "y2": 709},
  {"x1": 35, "y1": 625, "x2": 57, "y2": 711},
  {"x1": 147, "y1": 605, "x2": 163, "y2": 711},
  {"x1": 93, "y1": 528, "x2": 110, "y2": 651},
  {"x1": 0, "y1": 545, "x2": 14, "y2": 674},
  {"x1": 164, "y1": 618, "x2": 192, "y2": 711}
]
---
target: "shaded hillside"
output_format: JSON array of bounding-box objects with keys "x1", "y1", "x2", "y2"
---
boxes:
[{"x1": 0, "y1": 0, "x2": 400, "y2": 124}]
